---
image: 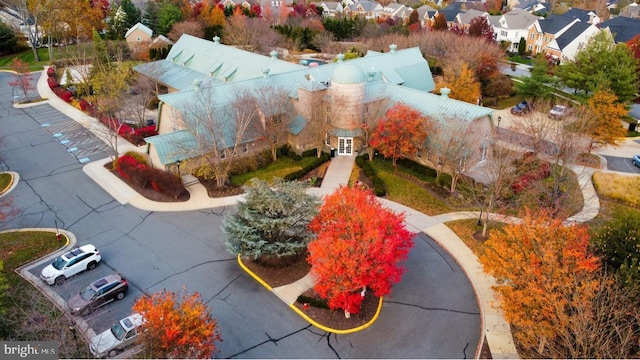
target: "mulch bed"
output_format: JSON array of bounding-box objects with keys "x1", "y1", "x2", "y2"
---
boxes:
[
  {"x1": 242, "y1": 256, "x2": 379, "y2": 331},
  {"x1": 104, "y1": 162, "x2": 190, "y2": 202}
]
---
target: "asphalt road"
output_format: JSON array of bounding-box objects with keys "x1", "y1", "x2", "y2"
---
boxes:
[{"x1": 1, "y1": 72, "x2": 481, "y2": 358}]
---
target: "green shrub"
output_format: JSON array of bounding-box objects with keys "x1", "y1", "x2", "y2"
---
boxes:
[
  {"x1": 283, "y1": 153, "x2": 330, "y2": 181},
  {"x1": 297, "y1": 295, "x2": 329, "y2": 309},
  {"x1": 355, "y1": 155, "x2": 386, "y2": 196},
  {"x1": 277, "y1": 144, "x2": 291, "y2": 157},
  {"x1": 149, "y1": 170, "x2": 184, "y2": 198},
  {"x1": 301, "y1": 148, "x2": 318, "y2": 158},
  {"x1": 229, "y1": 155, "x2": 260, "y2": 176},
  {"x1": 287, "y1": 149, "x2": 302, "y2": 161}
]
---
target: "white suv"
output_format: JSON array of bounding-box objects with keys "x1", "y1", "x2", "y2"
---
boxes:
[
  {"x1": 90, "y1": 313, "x2": 144, "y2": 358},
  {"x1": 40, "y1": 244, "x2": 101, "y2": 285}
]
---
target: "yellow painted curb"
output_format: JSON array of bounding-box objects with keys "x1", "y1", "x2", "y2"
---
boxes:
[
  {"x1": 237, "y1": 255, "x2": 384, "y2": 334},
  {"x1": 0, "y1": 173, "x2": 14, "y2": 195},
  {"x1": 237, "y1": 255, "x2": 272, "y2": 291},
  {"x1": 289, "y1": 296, "x2": 383, "y2": 334}
]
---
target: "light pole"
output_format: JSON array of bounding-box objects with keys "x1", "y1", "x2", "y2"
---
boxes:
[
  {"x1": 497, "y1": 116, "x2": 502, "y2": 135},
  {"x1": 176, "y1": 160, "x2": 181, "y2": 178}
]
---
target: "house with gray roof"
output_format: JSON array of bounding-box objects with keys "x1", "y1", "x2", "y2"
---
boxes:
[
  {"x1": 563, "y1": 8, "x2": 601, "y2": 25},
  {"x1": 489, "y1": 8, "x2": 541, "y2": 52},
  {"x1": 344, "y1": 0, "x2": 383, "y2": 19},
  {"x1": 315, "y1": 1, "x2": 343, "y2": 16},
  {"x1": 456, "y1": 9, "x2": 489, "y2": 28},
  {"x1": 137, "y1": 35, "x2": 495, "y2": 179},
  {"x1": 545, "y1": 21, "x2": 602, "y2": 61},
  {"x1": 526, "y1": 14, "x2": 579, "y2": 56},
  {"x1": 599, "y1": 16, "x2": 640, "y2": 43}
]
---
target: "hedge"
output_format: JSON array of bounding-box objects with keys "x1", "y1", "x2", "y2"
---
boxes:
[
  {"x1": 284, "y1": 153, "x2": 330, "y2": 181},
  {"x1": 355, "y1": 155, "x2": 386, "y2": 197},
  {"x1": 116, "y1": 155, "x2": 186, "y2": 198}
]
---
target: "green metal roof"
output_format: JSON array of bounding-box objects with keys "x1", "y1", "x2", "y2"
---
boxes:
[
  {"x1": 145, "y1": 130, "x2": 199, "y2": 165},
  {"x1": 289, "y1": 115, "x2": 308, "y2": 135},
  {"x1": 331, "y1": 63, "x2": 366, "y2": 84}
]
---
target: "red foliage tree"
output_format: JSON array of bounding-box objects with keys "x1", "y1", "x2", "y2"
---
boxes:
[
  {"x1": 307, "y1": 186, "x2": 414, "y2": 317},
  {"x1": 8, "y1": 58, "x2": 35, "y2": 102},
  {"x1": 468, "y1": 16, "x2": 494, "y2": 42},
  {"x1": 132, "y1": 288, "x2": 222, "y2": 359},
  {"x1": 369, "y1": 103, "x2": 429, "y2": 167}
]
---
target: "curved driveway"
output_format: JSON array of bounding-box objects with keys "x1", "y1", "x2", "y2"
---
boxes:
[{"x1": 0, "y1": 72, "x2": 481, "y2": 358}]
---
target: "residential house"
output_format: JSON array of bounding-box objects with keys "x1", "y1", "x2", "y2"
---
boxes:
[
  {"x1": 413, "y1": 4, "x2": 438, "y2": 28},
  {"x1": 546, "y1": 21, "x2": 602, "y2": 61},
  {"x1": 316, "y1": 1, "x2": 344, "y2": 17},
  {"x1": 455, "y1": 9, "x2": 489, "y2": 29},
  {"x1": 526, "y1": 14, "x2": 578, "y2": 57},
  {"x1": 620, "y1": 3, "x2": 640, "y2": 18},
  {"x1": 379, "y1": 2, "x2": 407, "y2": 21},
  {"x1": 489, "y1": 8, "x2": 540, "y2": 52},
  {"x1": 599, "y1": 16, "x2": 640, "y2": 43},
  {"x1": 135, "y1": 35, "x2": 495, "y2": 177},
  {"x1": 563, "y1": 7, "x2": 601, "y2": 25},
  {"x1": 344, "y1": 0, "x2": 384, "y2": 19},
  {"x1": 125, "y1": 22, "x2": 153, "y2": 60},
  {"x1": 512, "y1": 0, "x2": 551, "y2": 15}
]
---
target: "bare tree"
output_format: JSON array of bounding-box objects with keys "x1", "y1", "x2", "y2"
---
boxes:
[
  {"x1": 167, "y1": 19, "x2": 205, "y2": 42},
  {"x1": 426, "y1": 118, "x2": 475, "y2": 192},
  {"x1": 122, "y1": 74, "x2": 158, "y2": 128},
  {"x1": 2, "y1": 0, "x2": 52, "y2": 61},
  {"x1": 224, "y1": 13, "x2": 282, "y2": 54},
  {"x1": 305, "y1": 89, "x2": 331, "y2": 158},
  {"x1": 253, "y1": 85, "x2": 296, "y2": 161},
  {"x1": 179, "y1": 86, "x2": 260, "y2": 187}
]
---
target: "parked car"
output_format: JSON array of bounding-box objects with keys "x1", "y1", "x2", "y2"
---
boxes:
[
  {"x1": 89, "y1": 313, "x2": 144, "y2": 358},
  {"x1": 549, "y1": 105, "x2": 569, "y2": 120},
  {"x1": 67, "y1": 274, "x2": 128, "y2": 316},
  {"x1": 40, "y1": 244, "x2": 101, "y2": 285},
  {"x1": 633, "y1": 154, "x2": 640, "y2": 168},
  {"x1": 510, "y1": 101, "x2": 531, "y2": 115}
]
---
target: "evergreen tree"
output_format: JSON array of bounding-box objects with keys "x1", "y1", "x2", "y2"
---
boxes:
[
  {"x1": 143, "y1": 0, "x2": 160, "y2": 33},
  {"x1": 121, "y1": 0, "x2": 142, "y2": 30},
  {"x1": 557, "y1": 31, "x2": 638, "y2": 103},
  {"x1": 0, "y1": 22, "x2": 19, "y2": 56},
  {"x1": 157, "y1": 0, "x2": 183, "y2": 35},
  {"x1": 222, "y1": 178, "x2": 320, "y2": 261},
  {"x1": 518, "y1": 37, "x2": 526, "y2": 55},
  {"x1": 516, "y1": 54, "x2": 551, "y2": 102}
]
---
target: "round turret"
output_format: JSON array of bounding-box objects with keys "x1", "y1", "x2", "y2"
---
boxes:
[{"x1": 330, "y1": 63, "x2": 365, "y2": 85}]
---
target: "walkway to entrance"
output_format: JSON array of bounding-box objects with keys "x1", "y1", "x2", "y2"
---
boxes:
[{"x1": 319, "y1": 155, "x2": 355, "y2": 192}]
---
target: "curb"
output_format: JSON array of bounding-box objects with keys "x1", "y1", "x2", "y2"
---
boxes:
[
  {"x1": 0, "y1": 171, "x2": 18, "y2": 197},
  {"x1": 237, "y1": 255, "x2": 383, "y2": 334}
]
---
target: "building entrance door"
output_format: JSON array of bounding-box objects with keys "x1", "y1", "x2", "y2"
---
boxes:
[{"x1": 338, "y1": 137, "x2": 353, "y2": 155}]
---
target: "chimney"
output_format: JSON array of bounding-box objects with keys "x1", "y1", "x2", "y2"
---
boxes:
[
  {"x1": 440, "y1": 87, "x2": 450, "y2": 99},
  {"x1": 262, "y1": 68, "x2": 270, "y2": 78},
  {"x1": 213, "y1": 36, "x2": 220, "y2": 44},
  {"x1": 368, "y1": 64, "x2": 376, "y2": 81},
  {"x1": 389, "y1": 44, "x2": 397, "y2": 54},
  {"x1": 193, "y1": 78, "x2": 202, "y2": 92},
  {"x1": 270, "y1": 50, "x2": 279, "y2": 60},
  {"x1": 336, "y1": 53, "x2": 345, "y2": 63}
]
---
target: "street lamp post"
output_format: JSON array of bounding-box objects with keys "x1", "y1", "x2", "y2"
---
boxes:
[
  {"x1": 176, "y1": 160, "x2": 181, "y2": 178},
  {"x1": 497, "y1": 116, "x2": 502, "y2": 135}
]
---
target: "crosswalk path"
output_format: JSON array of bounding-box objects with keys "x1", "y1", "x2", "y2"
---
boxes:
[{"x1": 27, "y1": 104, "x2": 111, "y2": 164}]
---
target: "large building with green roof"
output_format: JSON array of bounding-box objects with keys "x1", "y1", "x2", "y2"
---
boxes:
[{"x1": 136, "y1": 34, "x2": 495, "y2": 174}]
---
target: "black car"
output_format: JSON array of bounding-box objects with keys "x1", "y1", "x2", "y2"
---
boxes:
[
  {"x1": 510, "y1": 101, "x2": 531, "y2": 115},
  {"x1": 67, "y1": 274, "x2": 129, "y2": 316}
]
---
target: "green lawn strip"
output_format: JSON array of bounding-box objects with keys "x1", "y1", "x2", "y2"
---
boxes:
[
  {"x1": 377, "y1": 171, "x2": 452, "y2": 215},
  {"x1": 0, "y1": 45, "x2": 93, "y2": 71},
  {"x1": 230, "y1": 156, "x2": 318, "y2": 186},
  {"x1": 0, "y1": 231, "x2": 61, "y2": 285},
  {"x1": 0, "y1": 172, "x2": 11, "y2": 191}
]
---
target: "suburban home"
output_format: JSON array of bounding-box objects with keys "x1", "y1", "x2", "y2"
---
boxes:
[
  {"x1": 526, "y1": 14, "x2": 604, "y2": 62},
  {"x1": 344, "y1": 0, "x2": 384, "y2": 19},
  {"x1": 489, "y1": 8, "x2": 541, "y2": 53},
  {"x1": 134, "y1": 35, "x2": 495, "y2": 177},
  {"x1": 455, "y1": 9, "x2": 489, "y2": 29},
  {"x1": 316, "y1": 1, "x2": 344, "y2": 17},
  {"x1": 563, "y1": 7, "x2": 601, "y2": 25},
  {"x1": 599, "y1": 16, "x2": 640, "y2": 43},
  {"x1": 620, "y1": 2, "x2": 640, "y2": 18},
  {"x1": 125, "y1": 22, "x2": 153, "y2": 59},
  {"x1": 511, "y1": 0, "x2": 550, "y2": 15},
  {"x1": 379, "y1": 3, "x2": 408, "y2": 20}
]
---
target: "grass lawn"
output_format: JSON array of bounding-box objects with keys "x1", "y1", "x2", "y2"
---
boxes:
[
  {"x1": 506, "y1": 56, "x2": 532, "y2": 65},
  {"x1": 0, "y1": 231, "x2": 63, "y2": 286},
  {"x1": 592, "y1": 172, "x2": 640, "y2": 209},
  {"x1": 0, "y1": 172, "x2": 11, "y2": 192},
  {"x1": 0, "y1": 45, "x2": 93, "y2": 71},
  {"x1": 230, "y1": 156, "x2": 319, "y2": 186}
]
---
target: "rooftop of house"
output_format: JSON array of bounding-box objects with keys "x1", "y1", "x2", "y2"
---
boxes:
[
  {"x1": 563, "y1": 7, "x2": 597, "y2": 23},
  {"x1": 457, "y1": 9, "x2": 488, "y2": 25},
  {"x1": 125, "y1": 22, "x2": 153, "y2": 39},
  {"x1": 555, "y1": 21, "x2": 593, "y2": 50},
  {"x1": 538, "y1": 14, "x2": 578, "y2": 35},
  {"x1": 599, "y1": 15, "x2": 640, "y2": 42},
  {"x1": 489, "y1": 8, "x2": 540, "y2": 29}
]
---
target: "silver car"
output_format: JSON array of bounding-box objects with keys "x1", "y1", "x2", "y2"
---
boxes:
[
  {"x1": 89, "y1": 313, "x2": 144, "y2": 358},
  {"x1": 549, "y1": 105, "x2": 568, "y2": 120}
]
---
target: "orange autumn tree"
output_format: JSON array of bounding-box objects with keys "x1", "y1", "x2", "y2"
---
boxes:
[
  {"x1": 480, "y1": 209, "x2": 600, "y2": 354},
  {"x1": 585, "y1": 88, "x2": 627, "y2": 152},
  {"x1": 307, "y1": 186, "x2": 414, "y2": 318},
  {"x1": 133, "y1": 288, "x2": 222, "y2": 358},
  {"x1": 369, "y1": 103, "x2": 429, "y2": 167}
]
